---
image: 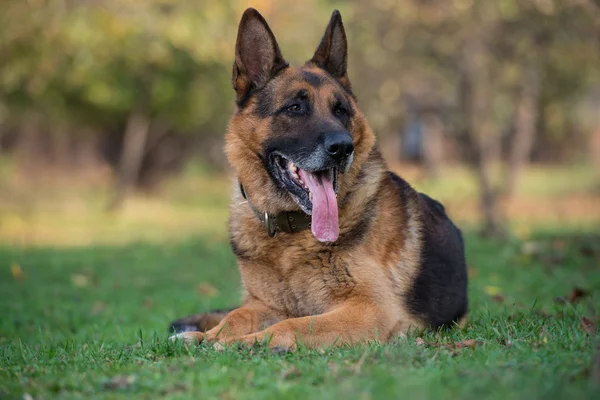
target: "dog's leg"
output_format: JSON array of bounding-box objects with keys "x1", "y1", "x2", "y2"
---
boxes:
[
  {"x1": 215, "y1": 300, "x2": 395, "y2": 350},
  {"x1": 170, "y1": 303, "x2": 281, "y2": 344}
]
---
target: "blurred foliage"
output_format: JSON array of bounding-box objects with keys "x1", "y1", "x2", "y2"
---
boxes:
[
  {"x1": 346, "y1": 0, "x2": 600, "y2": 144},
  {"x1": 0, "y1": 0, "x2": 598, "y2": 165},
  {"x1": 1, "y1": 0, "x2": 237, "y2": 132},
  {"x1": 0, "y1": 0, "x2": 343, "y2": 136}
]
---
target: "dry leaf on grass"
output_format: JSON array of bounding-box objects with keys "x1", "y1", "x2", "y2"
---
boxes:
[
  {"x1": 453, "y1": 339, "x2": 481, "y2": 349},
  {"x1": 91, "y1": 301, "x2": 105, "y2": 315},
  {"x1": 484, "y1": 286, "x2": 502, "y2": 296},
  {"x1": 159, "y1": 383, "x2": 188, "y2": 397},
  {"x1": 11, "y1": 263, "x2": 24, "y2": 281},
  {"x1": 521, "y1": 241, "x2": 544, "y2": 255},
  {"x1": 467, "y1": 266, "x2": 479, "y2": 278},
  {"x1": 196, "y1": 283, "x2": 219, "y2": 297},
  {"x1": 103, "y1": 375, "x2": 136, "y2": 390},
  {"x1": 415, "y1": 337, "x2": 482, "y2": 350},
  {"x1": 71, "y1": 274, "x2": 90, "y2": 288},
  {"x1": 581, "y1": 317, "x2": 598, "y2": 336},
  {"x1": 143, "y1": 298, "x2": 154, "y2": 309},
  {"x1": 569, "y1": 287, "x2": 590, "y2": 303},
  {"x1": 555, "y1": 287, "x2": 590, "y2": 304}
]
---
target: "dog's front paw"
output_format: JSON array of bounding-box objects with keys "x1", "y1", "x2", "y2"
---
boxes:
[{"x1": 169, "y1": 331, "x2": 205, "y2": 345}]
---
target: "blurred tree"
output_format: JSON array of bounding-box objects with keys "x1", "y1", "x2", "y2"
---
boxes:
[
  {"x1": 570, "y1": 0, "x2": 600, "y2": 185},
  {"x1": 346, "y1": 0, "x2": 600, "y2": 237},
  {"x1": 0, "y1": 0, "x2": 237, "y2": 205},
  {"x1": 0, "y1": 0, "x2": 335, "y2": 205}
]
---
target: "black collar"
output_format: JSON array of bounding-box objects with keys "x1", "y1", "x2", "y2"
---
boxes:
[{"x1": 239, "y1": 183, "x2": 312, "y2": 237}]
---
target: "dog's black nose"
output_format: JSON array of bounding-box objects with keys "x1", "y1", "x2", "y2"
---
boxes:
[{"x1": 324, "y1": 132, "x2": 354, "y2": 160}]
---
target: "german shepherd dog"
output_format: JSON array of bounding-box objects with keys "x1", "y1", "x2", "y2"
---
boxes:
[{"x1": 170, "y1": 9, "x2": 468, "y2": 349}]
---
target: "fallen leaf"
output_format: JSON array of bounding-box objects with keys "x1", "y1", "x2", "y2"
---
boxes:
[
  {"x1": 415, "y1": 337, "x2": 481, "y2": 350},
  {"x1": 103, "y1": 375, "x2": 136, "y2": 390},
  {"x1": 91, "y1": 302, "x2": 105, "y2": 315},
  {"x1": 454, "y1": 339, "x2": 481, "y2": 349},
  {"x1": 11, "y1": 264, "x2": 24, "y2": 281},
  {"x1": 484, "y1": 286, "x2": 502, "y2": 296},
  {"x1": 581, "y1": 317, "x2": 598, "y2": 336},
  {"x1": 213, "y1": 342, "x2": 225, "y2": 352},
  {"x1": 569, "y1": 287, "x2": 589, "y2": 303},
  {"x1": 491, "y1": 295, "x2": 505, "y2": 303},
  {"x1": 522, "y1": 241, "x2": 543, "y2": 255},
  {"x1": 467, "y1": 266, "x2": 479, "y2": 278},
  {"x1": 159, "y1": 383, "x2": 188, "y2": 397},
  {"x1": 196, "y1": 283, "x2": 218, "y2": 297},
  {"x1": 71, "y1": 274, "x2": 89, "y2": 288}
]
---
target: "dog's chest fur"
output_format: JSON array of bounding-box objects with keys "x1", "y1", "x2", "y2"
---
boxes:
[{"x1": 235, "y1": 233, "x2": 357, "y2": 317}]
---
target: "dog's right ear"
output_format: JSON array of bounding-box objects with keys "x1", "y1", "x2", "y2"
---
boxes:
[{"x1": 232, "y1": 8, "x2": 288, "y2": 104}]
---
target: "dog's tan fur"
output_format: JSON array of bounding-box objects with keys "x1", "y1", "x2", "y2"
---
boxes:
[{"x1": 172, "y1": 9, "x2": 467, "y2": 349}]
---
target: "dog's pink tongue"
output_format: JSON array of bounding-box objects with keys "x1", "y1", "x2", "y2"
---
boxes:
[{"x1": 298, "y1": 169, "x2": 339, "y2": 242}]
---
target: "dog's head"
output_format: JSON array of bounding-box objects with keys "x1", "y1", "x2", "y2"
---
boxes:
[{"x1": 225, "y1": 9, "x2": 375, "y2": 243}]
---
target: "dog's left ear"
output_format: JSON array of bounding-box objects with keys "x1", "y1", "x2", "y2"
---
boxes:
[{"x1": 310, "y1": 10, "x2": 351, "y2": 92}]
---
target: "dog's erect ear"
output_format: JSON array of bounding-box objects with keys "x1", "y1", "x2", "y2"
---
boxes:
[
  {"x1": 233, "y1": 8, "x2": 288, "y2": 104},
  {"x1": 310, "y1": 10, "x2": 351, "y2": 92}
]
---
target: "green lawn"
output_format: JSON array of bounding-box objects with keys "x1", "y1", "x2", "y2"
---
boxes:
[{"x1": 1, "y1": 231, "x2": 599, "y2": 399}]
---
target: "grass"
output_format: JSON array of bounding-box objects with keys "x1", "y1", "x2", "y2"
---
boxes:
[
  {"x1": 0, "y1": 162, "x2": 599, "y2": 398},
  {"x1": 1, "y1": 230, "x2": 599, "y2": 399}
]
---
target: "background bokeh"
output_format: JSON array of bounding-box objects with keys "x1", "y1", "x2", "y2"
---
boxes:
[{"x1": 0, "y1": 0, "x2": 599, "y2": 246}]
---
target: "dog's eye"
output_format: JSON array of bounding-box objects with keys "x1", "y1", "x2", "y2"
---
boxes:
[
  {"x1": 286, "y1": 104, "x2": 301, "y2": 113},
  {"x1": 334, "y1": 107, "x2": 347, "y2": 116}
]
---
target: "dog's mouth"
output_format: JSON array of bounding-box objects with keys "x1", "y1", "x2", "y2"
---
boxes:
[{"x1": 271, "y1": 154, "x2": 339, "y2": 242}]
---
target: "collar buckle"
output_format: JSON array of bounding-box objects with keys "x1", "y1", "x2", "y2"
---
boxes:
[{"x1": 264, "y1": 212, "x2": 277, "y2": 237}]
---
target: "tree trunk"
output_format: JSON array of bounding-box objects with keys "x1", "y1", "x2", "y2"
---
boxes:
[
  {"x1": 108, "y1": 109, "x2": 151, "y2": 210},
  {"x1": 591, "y1": 120, "x2": 600, "y2": 188},
  {"x1": 505, "y1": 63, "x2": 541, "y2": 199},
  {"x1": 421, "y1": 112, "x2": 444, "y2": 179},
  {"x1": 16, "y1": 113, "x2": 43, "y2": 175},
  {"x1": 460, "y1": 34, "x2": 506, "y2": 238}
]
